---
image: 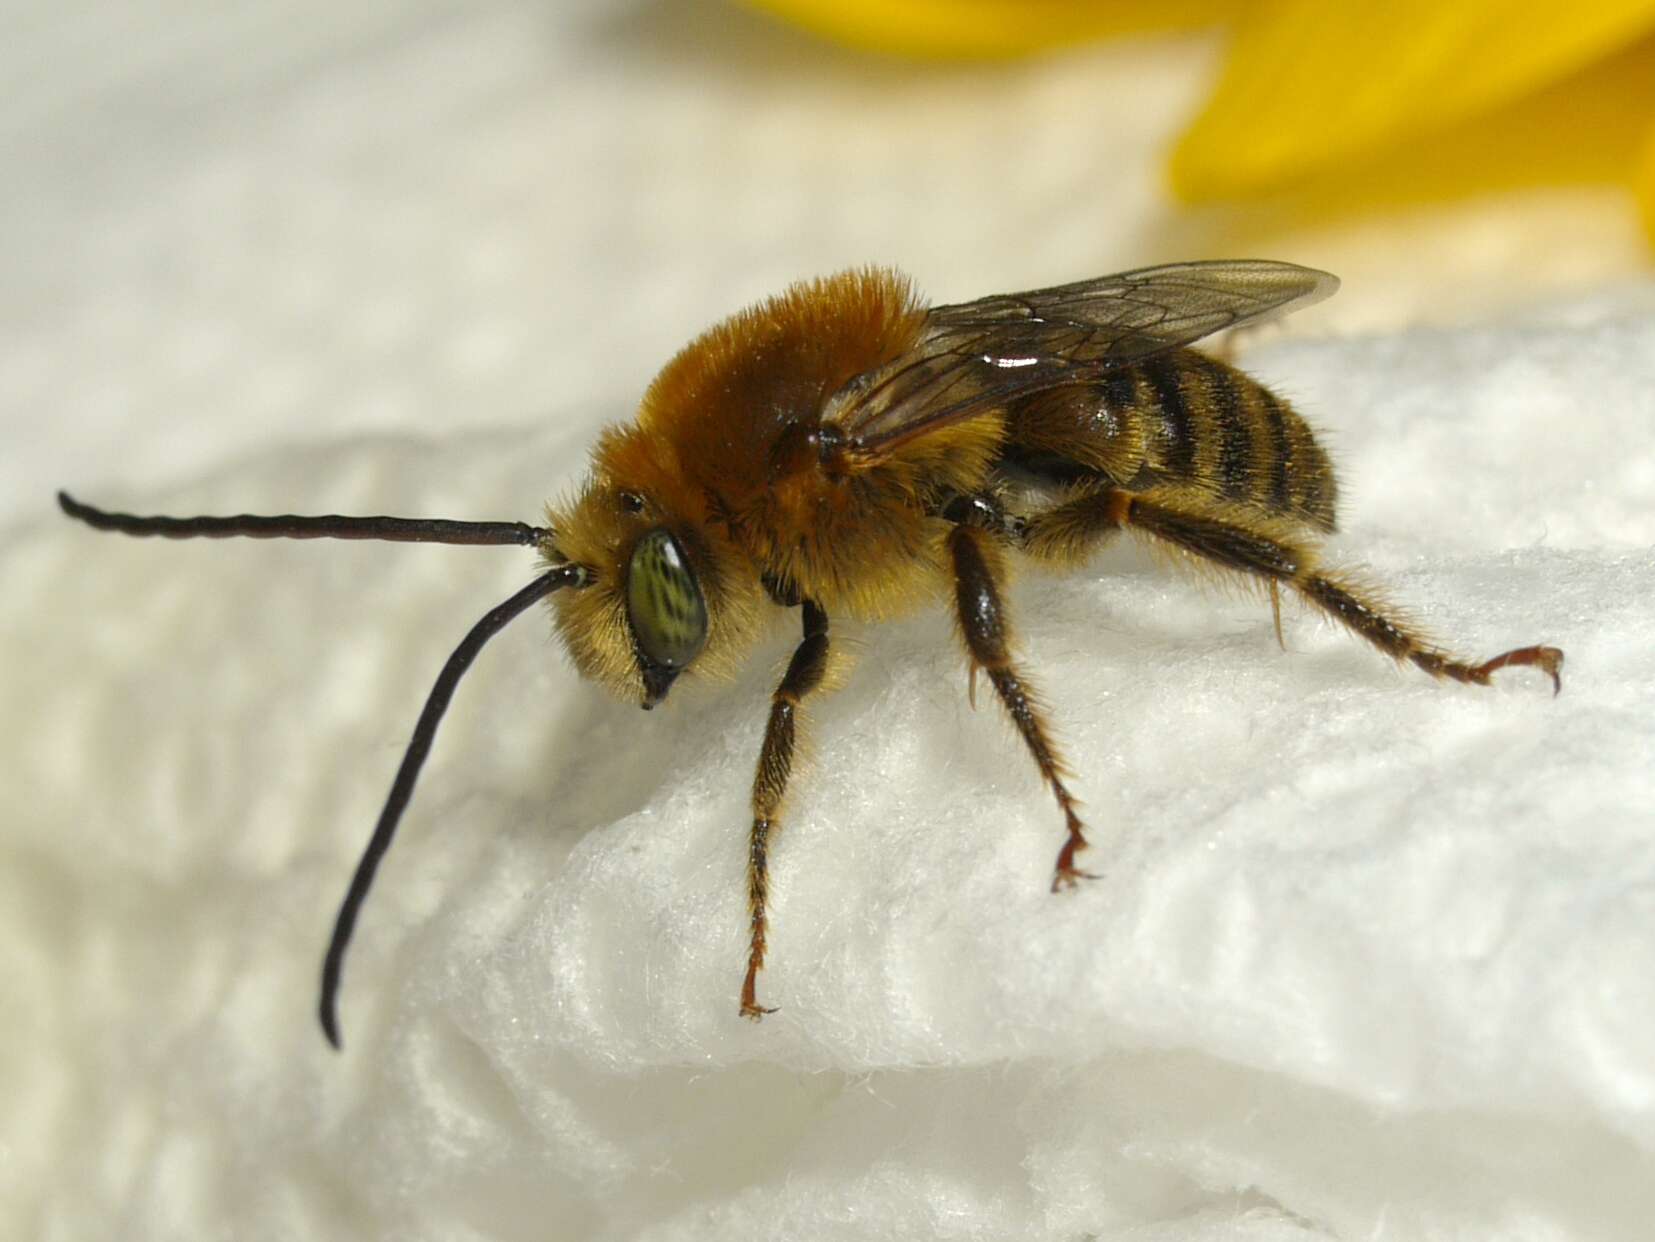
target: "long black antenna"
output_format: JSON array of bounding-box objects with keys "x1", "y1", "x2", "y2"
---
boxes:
[
  {"x1": 59, "y1": 488, "x2": 589, "y2": 1050},
  {"x1": 319, "y1": 565, "x2": 587, "y2": 1049},
  {"x1": 58, "y1": 491, "x2": 552, "y2": 547}
]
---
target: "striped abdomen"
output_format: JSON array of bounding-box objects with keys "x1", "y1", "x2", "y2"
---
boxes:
[{"x1": 1005, "y1": 347, "x2": 1338, "y2": 532}]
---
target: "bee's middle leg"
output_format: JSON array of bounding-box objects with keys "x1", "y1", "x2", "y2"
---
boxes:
[
  {"x1": 946, "y1": 510, "x2": 1094, "y2": 890},
  {"x1": 741, "y1": 598, "x2": 829, "y2": 1020}
]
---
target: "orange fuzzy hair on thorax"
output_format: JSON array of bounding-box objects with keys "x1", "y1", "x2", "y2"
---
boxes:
[{"x1": 547, "y1": 268, "x2": 1005, "y2": 699}]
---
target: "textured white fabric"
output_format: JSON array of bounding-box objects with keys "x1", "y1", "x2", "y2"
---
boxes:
[{"x1": 4, "y1": 4, "x2": 1654, "y2": 1240}]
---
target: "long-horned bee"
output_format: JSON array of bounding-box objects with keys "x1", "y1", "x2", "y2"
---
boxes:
[{"x1": 60, "y1": 261, "x2": 1564, "y2": 1048}]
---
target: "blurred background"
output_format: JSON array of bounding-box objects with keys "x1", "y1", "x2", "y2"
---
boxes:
[{"x1": 8, "y1": 0, "x2": 1654, "y2": 516}]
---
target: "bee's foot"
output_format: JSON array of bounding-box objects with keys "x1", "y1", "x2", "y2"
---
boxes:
[
  {"x1": 1474, "y1": 644, "x2": 1564, "y2": 696},
  {"x1": 1051, "y1": 831, "x2": 1099, "y2": 891},
  {"x1": 740, "y1": 966, "x2": 776, "y2": 1021},
  {"x1": 1051, "y1": 864, "x2": 1100, "y2": 893}
]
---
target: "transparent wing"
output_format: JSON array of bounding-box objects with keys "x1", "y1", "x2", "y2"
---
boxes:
[{"x1": 828, "y1": 260, "x2": 1337, "y2": 461}]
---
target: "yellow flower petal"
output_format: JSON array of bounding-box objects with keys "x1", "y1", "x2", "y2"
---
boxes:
[
  {"x1": 1640, "y1": 118, "x2": 1655, "y2": 244},
  {"x1": 1308, "y1": 35, "x2": 1655, "y2": 202},
  {"x1": 742, "y1": 0, "x2": 1236, "y2": 60},
  {"x1": 1172, "y1": 0, "x2": 1655, "y2": 199}
]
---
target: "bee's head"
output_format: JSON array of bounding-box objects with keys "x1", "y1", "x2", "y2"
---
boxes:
[{"x1": 546, "y1": 430, "x2": 763, "y2": 708}]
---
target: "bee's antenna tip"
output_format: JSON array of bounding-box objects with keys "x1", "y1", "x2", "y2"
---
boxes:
[{"x1": 319, "y1": 1005, "x2": 343, "y2": 1052}]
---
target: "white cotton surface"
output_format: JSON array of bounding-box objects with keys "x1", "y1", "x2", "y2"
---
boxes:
[{"x1": 6, "y1": 297, "x2": 1655, "y2": 1241}]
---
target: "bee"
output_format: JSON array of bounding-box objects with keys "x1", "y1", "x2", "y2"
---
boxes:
[{"x1": 59, "y1": 260, "x2": 1564, "y2": 1049}]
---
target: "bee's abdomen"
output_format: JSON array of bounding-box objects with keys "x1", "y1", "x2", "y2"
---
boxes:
[{"x1": 1132, "y1": 350, "x2": 1336, "y2": 531}]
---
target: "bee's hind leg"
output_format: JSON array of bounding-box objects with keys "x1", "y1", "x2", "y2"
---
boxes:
[
  {"x1": 741, "y1": 598, "x2": 830, "y2": 1020},
  {"x1": 1124, "y1": 489, "x2": 1563, "y2": 691},
  {"x1": 1030, "y1": 483, "x2": 1562, "y2": 692},
  {"x1": 945, "y1": 502, "x2": 1095, "y2": 891}
]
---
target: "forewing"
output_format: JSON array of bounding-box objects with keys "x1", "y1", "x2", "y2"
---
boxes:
[{"x1": 829, "y1": 260, "x2": 1337, "y2": 460}]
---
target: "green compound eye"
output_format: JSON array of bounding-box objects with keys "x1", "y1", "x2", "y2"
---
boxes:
[{"x1": 626, "y1": 528, "x2": 708, "y2": 672}]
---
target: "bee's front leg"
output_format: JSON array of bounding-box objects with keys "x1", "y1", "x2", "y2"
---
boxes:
[{"x1": 741, "y1": 599, "x2": 830, "y2": 1019}]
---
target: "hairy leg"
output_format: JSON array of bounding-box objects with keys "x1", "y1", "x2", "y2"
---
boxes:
[
  {"x1": 742, "y1": 600, "x2": 830, "y2": 1019},
  {"x1": 947, "y1": 517, "x2": 1094, "y2": 890},
  {"x1": 1027, "y1": 483, "x2": 1562, "y2": 691}
]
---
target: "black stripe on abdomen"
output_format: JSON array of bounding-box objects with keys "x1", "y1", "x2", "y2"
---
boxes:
[
  {"x1": 1198, "y1": 356, "x2": 1252, "y2": 500},
  {"x1": 1141, "y1": 355, "x2": 1195, "y2": 476}
]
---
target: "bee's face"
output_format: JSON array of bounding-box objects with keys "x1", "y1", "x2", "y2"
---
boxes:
[{"x1": 547, "y1": 428, "x2": 763, "y2": 708}]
